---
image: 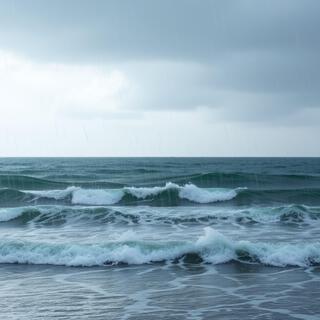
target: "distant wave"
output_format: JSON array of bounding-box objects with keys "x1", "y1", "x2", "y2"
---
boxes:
[
  {"x1": 0, "y1": 175, "x2": 67, "y2": 190},
  {"x1": 0, "y1": 227, "x2": 319, "y2": 267},
  {"x1": 1, "y1": 172, "x2": 320, "y2": 191},
  {"x1": 159, "y1": 172, "x2": 320, "y2": 188},
  {"x1": 0, "y1": 174, "x2": 124, "y2": 190},
  {"x1": 235, "y1": 187, "x2": 320, "y2": 205}
]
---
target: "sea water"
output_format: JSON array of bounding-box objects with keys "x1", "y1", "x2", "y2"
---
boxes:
[{"x1": 0, "y1": 157, "x2": 319, "y2": 319}]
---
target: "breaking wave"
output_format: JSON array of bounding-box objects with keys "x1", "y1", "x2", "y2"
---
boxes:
[
  {"x1": 0, "y1": 227, "x2": 319, "y2": 267},
  {"x1": 26, "y1": 183, "x2": 244, "y2": 205},
  {"x1": 1, "y1": 184, "x2": 320, "y2": 207}
]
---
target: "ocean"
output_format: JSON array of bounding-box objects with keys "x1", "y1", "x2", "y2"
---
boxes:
[{"x1": 0, "y1": 157, "x2": 320, "y2": 319}]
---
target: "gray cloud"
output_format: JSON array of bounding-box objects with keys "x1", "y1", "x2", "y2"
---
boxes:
[
  {"x1": 1, "y1": 0, "x2": 320, "y2": 122},
  {"x1": 1, "y1": 0, "x2": 319, "y2": 61}
]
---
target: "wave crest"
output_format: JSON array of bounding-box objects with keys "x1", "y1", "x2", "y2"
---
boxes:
[{"x1": 26, "y1": 183, "x2": 242, "y2": 205}]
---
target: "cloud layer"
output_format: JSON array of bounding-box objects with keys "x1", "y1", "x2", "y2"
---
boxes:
[{"x1": 0, "y1": 0, "x2": 319, "y2": 155}]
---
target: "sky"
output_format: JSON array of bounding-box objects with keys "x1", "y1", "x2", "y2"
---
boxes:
[{"x1": 0, "y1": 0, "x2": 319, "y2": 156}]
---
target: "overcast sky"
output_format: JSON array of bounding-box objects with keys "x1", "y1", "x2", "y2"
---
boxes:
[{"x1": 0, "y1": 0, "x2": 319, "y2": 156}]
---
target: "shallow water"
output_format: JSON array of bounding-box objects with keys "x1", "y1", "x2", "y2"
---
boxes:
[
  {"x1": 0, "y1": 157, "x2": 320, "y2": 319},
  {"x1": 1, "y1": 263, "x2": 319, "y2": 319}
]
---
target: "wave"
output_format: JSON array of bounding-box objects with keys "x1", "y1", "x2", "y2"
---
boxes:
[
  {"x1": 22, "y1": 185, "x2": 320, "y2": 207},
  {"x1": 2, "y1": 171, "x2": 320, "y2": 192},
  {"x1": 235, "y1": 188, "x2": 320, "y2": 205},
  {"x1": 0, "y1": 174, "x2": 124, "y2": 190},
  {"x1": 0, "y1": 188, "x2": 34, "y2": 206},
  {"x1": 0, "y1": 227, "x2": 319, "y2": 267},
  {"x1": 25, "y1": 183, "x2": 243, "y2": 206},
  {"x1": 1, "y1": 180, "x2": 320, "y2": 207},
  {"x1": 1, "y1": 204, "x2": 319, "y2": 227},
  {"x1": 169, "y1": 172, "x2": 320, "y2": 188},
  {"x1": 0, "y1": 175, "x2": 67, "y2": 190}
]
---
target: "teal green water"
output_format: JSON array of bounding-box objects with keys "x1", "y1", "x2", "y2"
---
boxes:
[{"x1": 0, "y1": 158, "x2": 320, "y2": 319}]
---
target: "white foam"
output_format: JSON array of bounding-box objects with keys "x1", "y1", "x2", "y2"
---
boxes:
[
  {"x1": 0, "y1": 227, "x2": 319, "y2": 267},
  {"x1": 25, "y1": 183, "x2": 242, "y2": 205},
  {"x1": 27, "y1": 186, "x2": 79, "y2": 200},
  {"x1": 124, "y1": 182, "x2": 178, "y2": 199},
  {"x1": 0, "y1": 207, "x2": 25, "y2": 222},
  {"x1": 179, "y1": 184, "x2": 239, "y2": 204},
  {"x1": 126, "y1": 183, "x2": 241, "y2": 203},
  {"x1": 71, "y1": 188, "x2": 124, "y2": 205},
  {"x1": 196, "y1": 227, "x2": 236, "y2": 263}
]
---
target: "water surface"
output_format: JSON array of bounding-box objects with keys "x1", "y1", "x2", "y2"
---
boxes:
[{"x1": 0, "y1": 157, "x2": 319, "y2": 319}]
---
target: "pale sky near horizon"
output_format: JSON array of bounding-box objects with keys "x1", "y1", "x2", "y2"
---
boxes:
[{"x1": 0, "y1": 0, "x2": 319, "y2": 156}]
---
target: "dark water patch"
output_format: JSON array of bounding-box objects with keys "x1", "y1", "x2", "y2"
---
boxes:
[
  {"x1": 0, "y1": 188, "x2": 33, "y2": 206},
  {"x1": 172, "y1": 252, "x2": 204, "y2": 264},
  {"x1": 172, "y1": 172, "x2": 320, "y2": 189},
  {"x1": 0, "y1": 175, "x2": 67, "y2": 190},
  {"x1": 93, "y1": 168, "x2": 160, "y2": 174},
  {"x1": 232, "y1": 188, "x2": 320, "y2": 206},
  {"x1": 0, "y1": 174, "x2": 125, "y2": 191},
  {"x1": 77, "y1": 181, "x2": 125, "y2": 189}
]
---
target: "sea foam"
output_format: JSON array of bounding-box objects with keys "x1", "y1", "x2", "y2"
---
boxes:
[
  {"x1": 26, "y1": 183, "x2": 242, "y2": 205},
  {"x1": 0, "y1": 207, "x2": 27, "y2": 222},
  {"x1": 1, "y1": 204, "x2": 318, "y2": 227},
  {"x1": 0, "y1": 227, "x2": 319, "y2": 267}
]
